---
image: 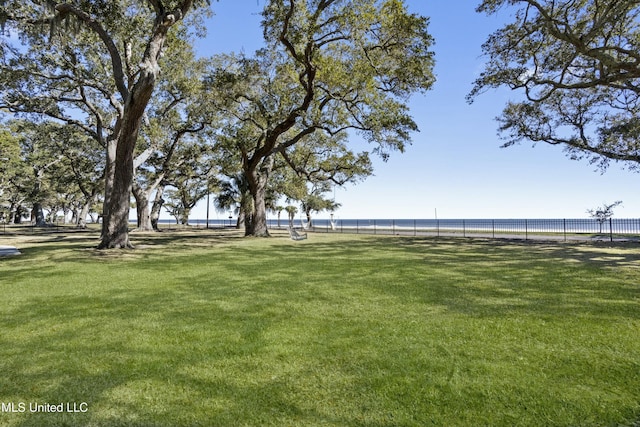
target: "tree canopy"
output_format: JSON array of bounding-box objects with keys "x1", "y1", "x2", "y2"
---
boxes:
[
  {"x1": 1, "y1": 0, "x2": 435, "y2": 242},
  {"x1": 470, "y1": 0, "x2": 640, "y2": 171},
  {"x1": 0, "y1": 0, "x2": 212, "y2": 248},
  {"x1": 209, "y1": 0, "x2": 435, "y2": 236}
]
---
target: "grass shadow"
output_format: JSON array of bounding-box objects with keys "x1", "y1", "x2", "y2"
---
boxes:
[{"x1": 0, "y1": 231, "x2": 638, "y2": 426}]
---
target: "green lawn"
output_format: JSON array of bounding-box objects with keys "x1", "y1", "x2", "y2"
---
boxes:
[{"x1": 0, "y1": 230, "x2": 639, "y2": 426}]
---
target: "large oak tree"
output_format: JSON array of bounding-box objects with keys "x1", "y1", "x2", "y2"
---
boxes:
[
  {"x1": 132, "y1": 34, "x2": 216, "y2": 231},
  {"x1": 0, "y1": 0, "x2": 210, "y2": 248},
  {"x1": 210, "y1": 0, "x2": 435, "y2": 237}
]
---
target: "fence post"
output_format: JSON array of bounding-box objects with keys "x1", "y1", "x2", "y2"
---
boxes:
[
  {"x1": 492, "y1": 219, "x2": 495, "y2": 239},
  {"x1": 436, "y1": 219, "x2": 440, "y2": 237},
  {"x1": 525, "y1": 219, "x2": 528, "y2": 240},
  {"x1": 609, "y1": 217, "x2": 613, "y2": 242},
  {"x1": 414, "y1": 219, "x2": 417, "y2": 237},
  {"x1": 563, "y1": 218, "x2": 566, "y2": 242},
  {"x1": 463, "y1": 219, "x2": 466, "y2": 238},
  {"x1": 374, "y1": 219, "x2": 377, "y2": 235}
]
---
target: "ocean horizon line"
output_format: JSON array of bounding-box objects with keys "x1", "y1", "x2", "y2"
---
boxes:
[
  {"x1": 143, "y1": 216, "x2": 637, "y2": 223},
  {"x1": 138, "y1": 217, "x2": 640, "y2": 235}
]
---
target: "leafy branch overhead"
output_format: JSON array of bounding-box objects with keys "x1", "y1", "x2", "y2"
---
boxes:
[{"x1": 470, "y1": 0, "x2": 640, "y2": 171}]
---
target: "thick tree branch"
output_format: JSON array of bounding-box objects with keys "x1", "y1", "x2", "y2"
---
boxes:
[{"x1": 54, "y1": 3, "x2": 128, "y2": 100}]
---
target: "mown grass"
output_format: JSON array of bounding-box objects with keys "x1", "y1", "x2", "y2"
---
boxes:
[{"x1": 0, "y1": 229, "x2": 639, "y2": 426}]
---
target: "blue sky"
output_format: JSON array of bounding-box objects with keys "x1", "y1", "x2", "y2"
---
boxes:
[{"x1": 186, "y1": 0, "x2": 636, "y2": 220}]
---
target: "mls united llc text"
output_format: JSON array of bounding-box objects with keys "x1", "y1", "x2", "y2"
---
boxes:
[{"x1": 1, "y1": 402, "x2": 88, "y2": 413}]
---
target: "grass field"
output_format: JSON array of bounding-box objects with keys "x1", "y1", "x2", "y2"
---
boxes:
[{"x1": 0, "y1": 229, "x2": 639, "y2": 426}]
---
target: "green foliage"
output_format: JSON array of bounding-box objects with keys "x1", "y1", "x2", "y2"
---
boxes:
[
  {"x1": 162, "y1": 142, "x2": 215, "y2": 225},
  {"x1": 283, "y1": 131, "x2": 373, "y2": 185},
  {"x1": 260, "y1": 0, "x2": 435, "y2": 152},
  {"x1": 300, "y1": 190, "x2": 339, "y2": 224},
  {"x1": 0, "y1": 119, "x2": 104, "y2": 226},
  {"x1": 9, "y1": 121, "x2": 63, "y2": 207},
  {"x1": 587, "y1": 200, "x2": 623, "y2": 223},
  {"x1": 1, "y1": 0, "x2": 215, "y2": 246},
  {"x1": 471, "y1": 0, "x2": 640, "y2": 171},
  {"x1": 0, "y1": 125, "x2": 21, "y2": 184},
  {"x1": 208, "y1": 0, "x2": 435, "y2": 235},
  {"x1": 134, "y1": 31, "x2": 219, "y2": 229},
  {"x1": 2, "y1": 0, "x2": 430, "y2": 238},
  {"x1": 0, "y1": 124, "x2": 23, "y2": 217},
  {"x1": 0, "y1": 232, "x2": 639, "y2": 426}
]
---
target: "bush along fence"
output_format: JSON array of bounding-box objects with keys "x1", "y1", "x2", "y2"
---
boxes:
[{"x1": 299, "y1": 218, "x2": 640, "y2": 242}]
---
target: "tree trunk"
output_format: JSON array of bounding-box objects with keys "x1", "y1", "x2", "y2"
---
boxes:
[
  {"x1": 45, "y1": 207, "x2": 55, "y2": 224},
  {"x1": 62, "y1": 206, "x2": 70, "y2": 224},
  {"x1": 305, "y1": 210, "x2": 313, "y2": 228},
  {"x1": 150, "y1": 184, "x2": 165, "y2": 231},
  {"x1": 180, "y1": 207, "x2": 191, "y2": 226},
  {"x1": 32, "y1": 203, "x2": 47, "y2": 227},
  {"x1": 76, "y1": 190, "x2": 98, "y2": 229},
  {"x1": 11, "y1": 203, "x2": 22, "y2": 224},
  {"x1": 101, "y1": 137, "x2": 117, "y2": 238},
  {"x1": 77, "y1": 199, "x2": 92, "y2": 228},
  {"x1": 98, "y1": 13, "x2": 179, "y2": 248},
  {"x1": 132, "y1": 183, "x2": 154, "y2": 232},
  {"x1": 99, "y1": 103, "x2": 149, "y2": 248},
  {"x1": 99, "y1": 138, "x2": 134, "y2": 248},
  {"x1": 98, "y1": 65, "x2": 159, "y2": 249},
  {"x1": 245, "y1": 166, "x2": 270, "y2": 237},
  {"x1": 236, "y1": 211, "x2": 245, "y2": 229}
]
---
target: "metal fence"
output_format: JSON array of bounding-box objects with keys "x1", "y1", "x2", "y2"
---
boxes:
[
  {"x1": 304, "y1": 218, "x2": 640, "y2": 242},
  {"x1": 3, "y1": 217, "x2": 639, "y2": 242}
]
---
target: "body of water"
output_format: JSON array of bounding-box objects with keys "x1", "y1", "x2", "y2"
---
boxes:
[{"x1": 155, "y1": 218, "x2": 640, "y2": 235}]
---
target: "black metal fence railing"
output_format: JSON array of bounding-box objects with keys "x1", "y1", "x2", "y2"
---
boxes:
[
  {"x1": 302, "y1": 218, "x2": 640, "y2": 242},
  {"x1": 3, "y1": 218, "x2": 639, "y2": 243}
]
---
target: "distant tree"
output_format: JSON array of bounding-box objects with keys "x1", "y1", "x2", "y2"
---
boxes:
[
  {"x1": 162, "y1": 142, "x2": 215, "y2": 226},
  {"x1": 45, "y1": 161, "x2": 79, "y2": 224},
  {"x1": 163, "y1": 182, "x2": 206, "y2": 226},
  {"x1": 215, "y1": 174, "x2": 252, "y2": 229},
  {"x1": 470, "y1": 0, "x2": 640, "y2": 171},
  {"x1": 300, "y1": 185, "x2": 340, "y2": 228},
  {"x1": 51, "y1": 126, "x2": 104, "y2": 228},
  {"x1": 285, "y1": 205, "x2": 298, "y2": 228},
  {"x1": 0, "y1": 125, "x2": 24, "y2": 223},
  {"x1": 13, "y1": 121, "x2": 65, "y2": 227},
  {"x1": 273, "y1": 205, "x2": 284, "y2": 228},
  {"x1": 4, "y1": 120, "x2": 102, "y2": 227},
  {"x1": 587, "y1": 200, "x2": 623, "y2": 233},
  {"x1": 162, "y1": 195, "x2": 183, "y2": 225}
]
